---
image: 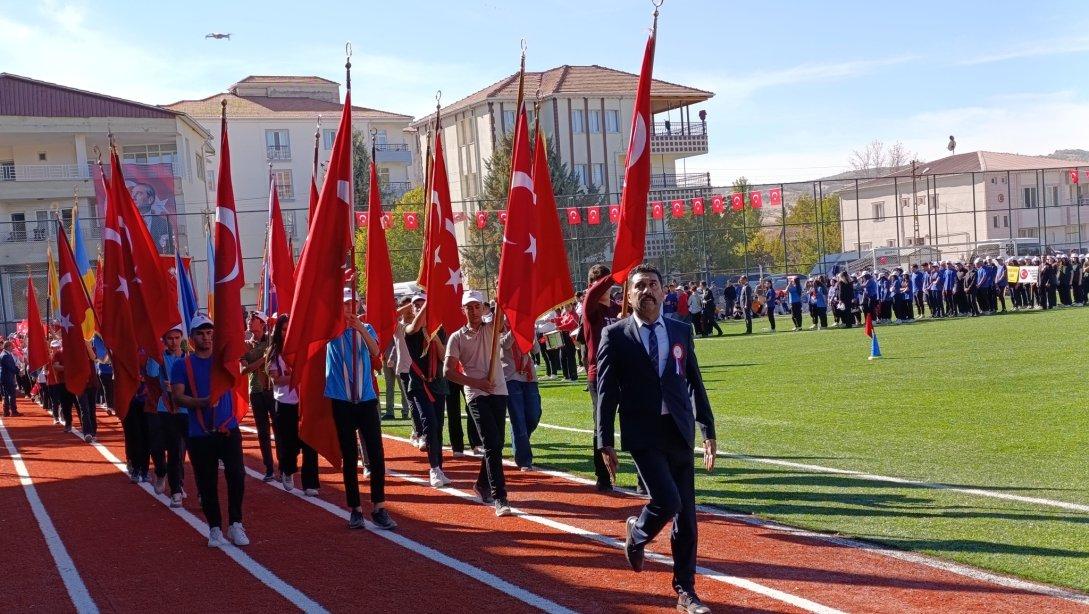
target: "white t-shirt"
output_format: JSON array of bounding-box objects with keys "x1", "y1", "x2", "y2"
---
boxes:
[
  {"x1": 445, "y1": 321, "x2": 507, "y2": 402},
  {"x1": 271, "y1": 355, "x2": 299, "y2": 404},
  {"x1": 393, "y1": 322, "x2": 412, "y2": 374}
]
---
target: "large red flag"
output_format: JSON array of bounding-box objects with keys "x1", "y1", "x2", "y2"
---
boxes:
[
  {"x1": 55, "y1": 225, "x2": 93, "y2": 396},
  {"x1": 418, "y1": 128, "x2": 466, "y2": 336},
  {"x1": 365, "y1": 161, "x2": 395, "y2": 354},
  {"x1": 530, "y1": 127, "x2": 574, "y2": 324},
  {"x1": 25, "y1": 276, "x2": 48, "y2": 372},
  {"x1": 211, "y1": 108, "x2": 246, "y2": 411},
  {"x1": 99, "y1": 156, "x2": 141, "y2": 417},
  {"x1": 497, "y1": 105, "x2": 538, "y2": 353},
  {"x1": 284, "y1": 90, "x2": 357, "y2": 468},
  {"x1": 267, "y1": 175, "x2": 296, "y2": 312},
  {"x1": 609, "y1": 22, "x2": 656, "y2": 284}
]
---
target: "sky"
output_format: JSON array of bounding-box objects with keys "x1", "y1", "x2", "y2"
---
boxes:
[{"x1": 2, "y1": 0, "x2": 1088, "y2": 184}]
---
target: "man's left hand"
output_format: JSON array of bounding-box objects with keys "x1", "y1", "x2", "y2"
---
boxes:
[{"x1": 703, "y1": 439, "x2": 716, "y2": 472}]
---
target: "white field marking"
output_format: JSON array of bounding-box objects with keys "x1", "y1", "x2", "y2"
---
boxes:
[
  {"x1": 382, "y1": 464, "x2": 845, "y2": 614},
  {"x1": 69, "y1": 429, "x2": 327, "y2": 614},
  {"x1": 0, "y1": 418, "x2": 98, "y2": 614},
  {"x1": 521, "y1": 420, "x2": 1089, "y2": 514},
  {"x1": 384, "y1": 433, "x2": 1089, "y2": 605},
  {"x1": 237, "y1": 463, "x2": 576, "y2": 614}
]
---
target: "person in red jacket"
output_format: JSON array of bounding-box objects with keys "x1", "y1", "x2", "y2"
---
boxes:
[{"x1": 550, "y1": 304, "x2": 580, "y2": 381}]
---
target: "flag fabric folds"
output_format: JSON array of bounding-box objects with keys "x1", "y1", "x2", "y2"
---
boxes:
[
  {"x1": 25, "y1": 276, "x2": 48, "y2": 372},
  {"x1": 496, "y1": 105, "x2": 538, "y2": 353},
  {"x1": 47, "y1": 246, "x2": 59, "y2": 315},
  {"x1": 266, "y1": 175, "x2": 296, "y2": 314},
  {"x1": 55, "y1": 223, "x2": 94, "y2": 396},
  {"x1": 175, "y1": 250, "x2": 199, "y2": 335},
  {"x1": 365, "y1": 161, "x2": 395, "y2": 354},
  {"x1": 529, "y1": 128, "x2": 574, "y2": 328},
  {"x1": 417, "y1": 128, "x2": 466, "y2": 337},
  {"x1": 72, "y1": 205, "x2": 97, "y2": 340}
]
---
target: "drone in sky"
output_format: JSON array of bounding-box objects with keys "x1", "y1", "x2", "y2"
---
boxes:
[{"x1": 205, "y1": 33, "x2": 232, "y2": 40}]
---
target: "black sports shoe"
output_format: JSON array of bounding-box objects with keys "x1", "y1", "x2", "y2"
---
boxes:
[
  {"x1": 371, "y1": 508, "x2": 397, "y2": 530},
  {"x1": 262, "y1": 471, "x2": 275, "y2": 482},
  {"x1": 380, "y1": 411, "x2": 394, "y2": 420},
  {"x1": 624, "y1": 516, "x2": 644, "y2": 572},
  {"x1": 676, "y1": 589, "x2": 710, "y2": 613},
  {"x1": 473, "y1": 483, "x2": 494, "y2": 504},
  {"x1": 595, "y1": 479, "x2": 613, "y2": 493},
  {"x1": 348, "y1": 510, "x2": 366, "y2": 530}
]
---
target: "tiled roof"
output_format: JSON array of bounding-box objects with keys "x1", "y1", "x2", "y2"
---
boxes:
[
  {"x1": 411, "y1": 64, "x2": 713, "y2": 127},
  {"x1": 164, "y1": 93, "x2": 412, "y2": 121},
  {"x1": 233, "y1": 75, "x2": 338, "y2": 86},
  {"x1": 885, "y1": 151, "x2": 1087, "y2": 177},
  {"x1": 0, "y1": 73, "x2": 177, "y2": 119}
]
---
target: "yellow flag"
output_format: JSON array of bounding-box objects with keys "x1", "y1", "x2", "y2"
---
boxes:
[
  {"x1": 1007, "y1": 266, "x2": 1020, "y2": 284},
  {"x1": 47, "y1": 245, "x2": 59, "y2": 314}
]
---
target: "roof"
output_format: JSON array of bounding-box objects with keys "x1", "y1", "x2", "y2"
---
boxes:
[
  {"x1": 0, "y1": 73, "x2": 177, "y2": 119},
  {"x1": 884, "y1": 151, "x2": 1088, "y2": 177},
  {"x1": 164, "y1": 92, "x2": 413, "y2": 121},
  {"x1": 233, "y1": 75, "x2": 338, "y2": 86},
  {"x1": 411, "y1": 64, "x2": 713, "y2": 127}
]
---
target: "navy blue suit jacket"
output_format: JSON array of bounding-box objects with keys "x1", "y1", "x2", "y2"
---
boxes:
[
  {"x1": 595, "y1": 314, "x2": 715, "y2": 452},
  {"x1": 0, "y1": 352, "x2": 18, "y2": 385}
]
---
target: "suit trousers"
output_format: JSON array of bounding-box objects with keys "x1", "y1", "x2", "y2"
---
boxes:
[
  {"x1": 188, "y1": 428, "x2": 245, "y2": 529},
  {"x1": 629, "y1": 415, "x2": 698, "y2": 593},
  {"x1": 249, "y1": 390, "x2": 277, "y2": 475},
  {"x1": 466, "y1": 394, "x2": 508, "y2": 500},
  {"x1": 332, "y1": 398, "x2": 386, "y2": 508}
]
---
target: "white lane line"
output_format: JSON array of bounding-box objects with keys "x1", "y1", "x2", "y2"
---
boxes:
[
  {"x1": 524, "y1": 421, "x2": 1089, "y2": 513},
  {"x1": 0, "y1": 418, "x2": 98, "y2": 614},
  {"x1": 237, "y1": 463, "x2": 576, "y2": 614},
  {"x1": 384, "y1": 433, "x2": 1089, "y2": 606},
  {"x1": 69, "y1": 428, "x2": 327, "y2": 614}
]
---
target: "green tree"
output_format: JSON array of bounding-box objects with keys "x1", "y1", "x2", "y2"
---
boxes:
[
  {"x1": 354, "y1": 186, "x2": 427, "y2": 288},
  {"x1": 350, "y1": 130, "x2": 373, "y2": 212},
  {"x1": 668, "y1": 177, "x2": 768, "y2": 279}
]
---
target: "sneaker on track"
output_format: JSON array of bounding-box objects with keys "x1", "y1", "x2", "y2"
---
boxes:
[
  {"x1": 304, "y1": 488, "x2": 319, "y2": 497},
  {"x1": 207, "y1": 527, "x2": 224, "y2": 547},
  {"x1": 494, "y1": 499, "x2": 513, "y2": 517},
  {"x1": 227, "y1": 522, "x2": 249, "y2": 547},
  {"x1": 348, "y1": 510, "x2": 366, "y2": 530},
  {"x1": 170, "y1": 493, "x2": 183, "y2": 508},
  {"x1": 429, "y1": 467, "x2": 452, "y2": 487},
  {"x1": 281, "y1": 473, "x2": 295, "y2": 491},
  {"x1": 154, "y1": 475, "x2": 167, "y2": 495},
  {"x1": 371, "y1": 508, "x2": 397, "y2": 530}
]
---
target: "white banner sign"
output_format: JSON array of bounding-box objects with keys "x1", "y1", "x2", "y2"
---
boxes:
[{"x1": 1018, "y1": 265, "x2": 1039, "y2": 284}]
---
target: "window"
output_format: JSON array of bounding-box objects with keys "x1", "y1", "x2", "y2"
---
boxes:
[
  {"x1": 591, "y1": 163, "x2": 605, "y2": 188},
  {"x1": 1023, "y1": 187, "x2": 1038, "y2": 208},
  {"x1": 34, "y1": 210, "x2": 49, "y2": 241},
  {"x1": 872, "y1": 201, "x2": 885, "y2": 222},
  {"x1": 1018, "y1": 228, "x2": 1038, "y2": 238},
  {"x1": 992, "y1": 215, "x2": 1000, "y2": 229},
  {"x1": 858, "y1": 242, "x2": 872, "y2": 251},
  {"x1": 378, "y1": 167, "x2": 391, "y2": 185},
  {"x1": 503, "y1": 110, "x2": 515, "y2": 133},
  {"x1": 0, "y1": 160, "x2": 13, "y2": 181},
  {"x1": 323, "y1": 129, "x2": 336, "y2": 149},
  {"x1": 573, "y1": 164, "x2": 588, "y2": 187},
  {"x1": 266, "y1": 130, "x2": 291, "y2": 160},
  {"x1": 589, "y1": 110, "x2": 601, "y2": 133},
  {"x1": 900, "y1": 197, "x2": 910, "y2": 208},
  {"x1": 38, "y1": 152, "x2": 47, "y2": 162},
  {"x1": 194, "y1": 153, "x2": 204, "y2": 181},
  {"x1": 1003, "y1": 215, "x2": 1009, "y2": 228},
  {"x1": 282, "y1": 210, "x2": 296, "y2": 239},
  {"x1": 571, "y1": 109, "x2": 585, "y2": 134},
  {"x1": 605, "y1": 110, "x2": 620, "y2": 133},
  {"x1": 273, "y1": 169, "x2": 294, "y2": 200},
  {"x1": 1050, "y1": 186, "x2": 1059, "y2": 206},
  {"x1": 9, "y1": 213, "x2": 26, "y2": 242},
  {"x1": 887, "y1": 240, "x2": 896, "y2": 247},
  {"x1": 207, "y1": 169, "x2": 216, "y2": 191},
  {"x1": 374, "y1": 129, "x2": 388, "y2": 146},
  {"x1": 122, "y1": 144, "x2": 177, "y2": 165}
]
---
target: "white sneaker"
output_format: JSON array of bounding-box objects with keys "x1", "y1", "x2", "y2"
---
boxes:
[
  {"x1": 429, "y1": 467, "x2": 452, "y2": 487},
  {"x1": 281, "y1": 473, "x2": 295, "y2": 491},
  {"x1": 304, "y1": 488, "x2": 319, "y2": 497},
  {"x1": 409, "y1": 434, "x2": 419, "y2": 447},
  {"x1": 207, "y1": 527, "x2": 224, "y2": 547},
  {"x1": 227, "y1": 522, "x2": 249, "y2": 547},
  {"x1": 170, "y1": 493, "x2": 183, "y2": 508},
  {"x1": 808, "y1": 325, "x2": 816, "y2": 330},
  {"x1": 363, "y1": 467, "x2": 372, "y2": 479},
  {"x1": 154, "y1": 475, "x2": 167, "y2": 495}
]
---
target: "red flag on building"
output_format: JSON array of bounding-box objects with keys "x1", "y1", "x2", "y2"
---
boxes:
[
  {"x1": 25, "y1": 276, "x2": 48, "y2": 372},
  {"x1": 1071, "y1": 169, "x2": 1081, "y2": 185},
  {"x1": 711, "y1": 194, "x2": 725, "y2": 214},
  {"x1": 497, "y1": 104, "x2": 539, "y2": 353},
  {"x1": 567, "y1": 207, "x2": 582, "y2": 225},
  {"x1": 529, "y1": 127, "x2": 575, "y2": 325},
  {"x1": 284, "y1": 88, "x2": 357, "y2": 469},
  {"x1": 730, "y1": 193, "x2": 744, "y2": 212},
  {"x1": 366, "y1": 161, "x2": 396, "y2": 354},
  {"x1": 651, "y1": 201, "x2": 664, "y2": 220},
  {"x1": 55, "y1": 225, "x2": 93, "y2": 396},
  {"x1": 355, "y1": 211, "x2": 367, "y2": 228},
  {"x1": 418, "y1": 128, "x2": 467, "y2": 337},
  {"x1": 267, "y1": 175, "x2": 296, "y2": 312},
  {"x1": 500, "y1": 210, "x2": 511, "y2": 225},
  {"x1": 403, "y1": 211, "x2": 420, "y2": 230},
  {"x1": 587, "y1": 206, "x2": 601, "y2": 225},
  {"x1": 670, "y1": 199, "x2": 685, "y2": 218},
  {"x1": 750, "y1": 191, "x2": 764, "y2": 209},
  {"x1": 692, "y1": 197, "x2": 705, "y2": 216},
  {"x1": 769, "y1": 187, "x2": 783, "y2": 206},
  {"x1": 475, "y1": 211, "x2": 488, "y2": 229},
  {"x1": 608, "y1": 204, "x2": 621, "y2": 223},
  {"x1": 381, "y1": 212, "x2": 393, "y2": 230},
  {"x1": 609, "y1": 19, "x2": 657, "y2": 284}
]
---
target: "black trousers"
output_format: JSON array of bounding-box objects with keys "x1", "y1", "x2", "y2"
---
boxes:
[
  {"x1": 790, "y1": 302, "x2": 803, "y2": 328},
  {"x1": 1, "y1": 380, "x2": 17, "y2": 415},
  {"x1": 274, "y1": 402, "x2": 319, "y2": 490},
  {"x1": 100, "y1": 374, "x2": 114, "y2": 410},
  {"x1": 812, "y1": 306, "x2": 827, "y2": 328},
  {"x1": 409, "y1": 388, "x2": 445, "y2": 469},
  {"x1": 766, "y1": 310, "x2": 776, "y2": 331},
  {"x1": 52, "y1": 384, "x2": 75, "y2": 428},
  {"x1": 401, "y1": 374, "x2": 423, "y2": 437},
  {"x1": 332, "y1": 398, "x2": 385, "y2": 508},
  {"x1": 250, "y1": 390, "x2": 277, "y2": 475},
  {"x1": 702, "y1": 309, "x2": 722, "y2": 336},
  {"x1": 559, "y1": 335, "x2": 578, "y2": 381},
  {"x1": 78, "y1": 388, "x2": 97, "y2": 436},
  {"x1": 466, "y1": 394, "x2": 508, "y2": 500},
  {"x1": 587, "y1": 381, "x2": 611, "y2": 485},
  {"x1": 123, "y1": 401, "x2": 150, "y2": 475},
  {"x1": 913, "y1": 290, "x2": 925, "y2": 315},
  {"x1": 743, "y1": 308, "x2": 753, "y2": 334},
  {"x1": 629, "y1": 415, "x2": 698, "y2": 594},
  {"x1": 189, "y1": 428, "x2": 245, "y2": 529},
  {"x1": 445, "y1": 382, "x2": 467, "y2": 453},
  {"x1": 147, "y1": 412, "x2": 187, "y2": 495}
]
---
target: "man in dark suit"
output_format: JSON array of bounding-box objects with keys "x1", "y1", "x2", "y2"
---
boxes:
[
  {"x1": 0, "y1": 341, "x2": 21, "y2": 417},
  {"x1": 596, "y1": 263, "x2": 717, "y2": 614}
]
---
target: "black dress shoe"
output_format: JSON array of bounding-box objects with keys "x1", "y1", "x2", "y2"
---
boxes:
[
  {"x1": 624, "y1": 516, "x2": 644, "y2": 572},
  {"x1": 676, "y1": 589, "x2": 710, "y2": 613},
  {"x1": 595, "y1": 479, "x2": 613, "y2": 493}
]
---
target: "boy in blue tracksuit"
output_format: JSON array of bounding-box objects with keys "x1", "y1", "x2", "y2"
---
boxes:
[
  {"x1": 876, "y1": 272, "x2": 892, "y2": 322},
  {"x1": 995, "y1": 258, "x2": 1008, "y2": 312},
  {"x1": 942, "y1": 262, "x2": 958, "y2": 316},
  {"x1": 899, "y1": 272, "x2": 914, "y2": 321},
  {"x1": 911, "y1": 264, "x2": 926, "y2": 316},
  {"x1": 977, "y1": 259, "x2": 994, "y2": 314},
  {"x1": 927, "y1": 264, "x2": 944, "y2": 317}
]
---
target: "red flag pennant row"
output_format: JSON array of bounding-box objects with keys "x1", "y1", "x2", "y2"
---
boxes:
[
  {"x1": 711, "y1": 195, "x2": 725, "y2": 214},
  {"x1": 692, "y1": 197, "x2": 705, "y2": 216},
  {"x1": 670, "y1": 199, "x2": 685, "y2": 218},
  {"x1": 1071, "y1": 169, "x2": 1081, "y2": 185},
  {"x1": 567, "y1": 207, "x2": 582, "y2": 225},
  {"x1": 608, "y1": 204, "x2": 621, "y2": 224},
  {"x1": 587, "y1": 206, "x2": 601, "y2": 225},
  {"x1": 730, "y1": 193, "x2": 744, "y2": 212},
  {"x1": 403, "y1": 211, "x2": 419, "y2": 230},
  {"x1": 769, "y1": 187, "x2": 783, "y2": 206},
  {"x1": 651, "y1": 201, "x2": 664, "y2": 220},
  {"x1": 749, "y1": 191, "x2": 763, "y2": 209},
  {"x1": 498, "y1": 210, "x2": 509, "y2": 225},
  {"x1": 355, "y1": 211, "x2": 368, "y2": 228},
  {"x1": 475, "y1": 210, "x2": 488, "y2": 229}
]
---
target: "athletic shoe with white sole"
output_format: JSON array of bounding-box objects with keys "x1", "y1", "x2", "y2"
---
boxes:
[
  {"x1": 494, "y1": 499, "x2": 513, "y2": 517},
  {"x1": 304, "y1": 488, "x2": 319, "y2": 497},
  {"x1": 363, "y1": 467, "x2": 371, "y2": 479},
  {"x1": 170, "y1": 493, "x2": 183, "y2": 508},
  {"x1": 429, "y1": 467, "x2": 452, "y2": 487},
  {"x1": 154, "y1": 475, "x2": 167, "y2": 495},
  {"x1": 281, "y1": 473, "x2": 295, "y2": 491},
  {"x1": 207, "y1": 527, "x2": 224, "y2": 547},
  {"x1": 371, "y1": 508, "x2": 397, "y2": 530},
  {"x1": 227, "y1": 522, "x2": 249, "y2": 547}
]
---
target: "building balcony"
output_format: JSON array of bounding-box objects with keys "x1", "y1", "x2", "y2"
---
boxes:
[
  {"x1": 0, "y1": 161, "x2": 181, "y2": 200},
  {"x1": 380, "y1": 180, "x2": 412, "y2": 201},
  {"x1": 646, "y1": 172, "x2": 712, "y2": 202},
  {"x1": 650, "y1": 121, "x2": 708, "y2": 156},
  {"x1": 374, "y1": 143, "x2": 412, "y2": 164},
  {"x1": 266, "y1": 145, "x2": 291, "y2": 160}
]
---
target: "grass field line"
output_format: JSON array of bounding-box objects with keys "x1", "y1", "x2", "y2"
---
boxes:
[
  {"x1": 0, "y1": 418, "x2": 98, "y2": 614},
  {"x1": 525, "y1": 420, "x2": 1089, "y2": 514}
]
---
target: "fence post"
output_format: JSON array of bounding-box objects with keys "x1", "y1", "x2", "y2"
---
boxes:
[
  {"x1": 970, "y1": 171, "x2": 978, "y2": 250},
  {"x1": 854, "y1": 179, "x2": 861, "y2": 254},
  {"x1": 1007, "y1": 170, "x2": 1014, "y2": 243},
  {"x1": 893, "y1": 176, "x2": 901, "y2": 250}
]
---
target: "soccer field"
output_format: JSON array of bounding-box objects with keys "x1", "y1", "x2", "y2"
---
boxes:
[{"x1": 389, "y1": 307, "x2": 1089, "y2": 592}]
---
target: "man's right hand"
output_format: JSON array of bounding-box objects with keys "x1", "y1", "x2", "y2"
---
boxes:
[
  {"x1": 475, "y1": 378, "x2": 496, "y2": 394},
  {"x1": 599, "y1": 446, "x2": 619, "y2": 482}
]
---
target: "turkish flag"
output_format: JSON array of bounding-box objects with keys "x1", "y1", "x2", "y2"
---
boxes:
[
  {"x1": 284, "y1": 90, "x2": 357, "y2": 468},
  {"x1": 25, "y1": 276, "x2": 48, "y2": 373},
  {"x1": 651, "y1": 201, "x2": 664, "y2": 220},
  {"x1": 692, "y1": 197, "x2": 705, "y2": 216},
  {"x1": 1071, "y1": 169, "x2": 1081, "y2": 185},
  {"x1": 671, "y1": 199, "x2": 685, "y2": 218},
  {"x1": 381, "y1": 212, "x2": 393, "y2": 229},
  {"x1": 55, "y1": 226, "x2": 93, "y2": 396},
  {"x1": 453, "y1": 211, "x2": 467, "y2": 223},
  {"x1": 730, "y1": 193, "x2": 744, "y2": 212},
  {"x1": 608, "y1": 204, "x2": 621, "y2": 224},
  {"x1": 530, "y1": 127, "x2": 575, "y2": 329},
  {"x1": 475, "y1": 211, "x2": 488, "y2": 229},
  {"x1": 267, "y1": 175, "x2": 296, "y2": 313},
  {"x1": 711, "y1": 195, "x2": 725, "y2": 214},
  {"x1": 587, "y1": 206, "x2": 601, "y2": 225},
  {"x1": 749, "y1": 191, "x2": 763, "y2": 209},
  {"x1": 567, "y1": 207, "x2": 582, "y2": 225},
  {"x1": 355, "y1": 211, "x2": 367, "y2": 228},
  {"x1": 211, "y1": 110, "x2": 247, "y2": 413},
  {"x1": 365, "y1": 162, "x2": 396, "y2": 354},
  {"x1": 769, "y1": 187, "x2": 783, "y2": 206},
  {"x1": 609, "y1": 25, "x2": 656, "y2": 284},
  {"x1": 308, "y1": 176, "x2": 319, "y2": 227},
  {"x1": 497, "y1": 105, "x2": 540, "y2": 353},
  {"x1": 498, "y1": 210, "x2": 509, "y2": 225},
  {"x1": 403, "y1": 211, "x2": 420, "y2": 230},
  {"x1": 418, "y1": 127, "x2": 467, "y2": 337}
]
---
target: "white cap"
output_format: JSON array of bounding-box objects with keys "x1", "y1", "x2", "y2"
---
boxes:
[
  {"x1": 165, "y1": 323, "x2": 184, "y2": 337},
  {"x1": 343, "y1": 287, "x2": 356, "y2": 303},
  {"x1": 973, "y1": 258, "x2": 982, "y2": 264},
  {"x1": 49, "y1": 339, "x2": 61, "y2": 349},
  {"x1": 410, "y1": 293, "x2": 427, "y2": 303},
  {"x1": 190, "y1": 313, "x2": 214, "y2": 331},
  {"x1": 462, "y1": 290, "x2": 485, "y2": 306},
  {"x1": 250, "y1": 310, "x2": 268, "y2": 323}
]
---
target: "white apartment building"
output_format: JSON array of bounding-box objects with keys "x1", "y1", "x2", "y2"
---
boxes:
[
  {"x1": 409, "y1": 64, "x2": 713, "y2": 255},
  {"x1": 166, "y1": 76, "x2": 416, "y2": 306},
  {"x1": 839, "y1": 151, "x2": 1089, "y2": 260},
  {"x1": 0, "y1": 73, "x2": 212, "y2": 329}
]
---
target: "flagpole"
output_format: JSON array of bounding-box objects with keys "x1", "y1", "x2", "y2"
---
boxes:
[{"x1": 416, "y1": 94, "x2": 437, "y2": 287}]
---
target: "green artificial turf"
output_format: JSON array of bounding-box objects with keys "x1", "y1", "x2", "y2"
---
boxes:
[{"x1": 384, "y1": 307, "x2": 1089, "y2": 591}]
